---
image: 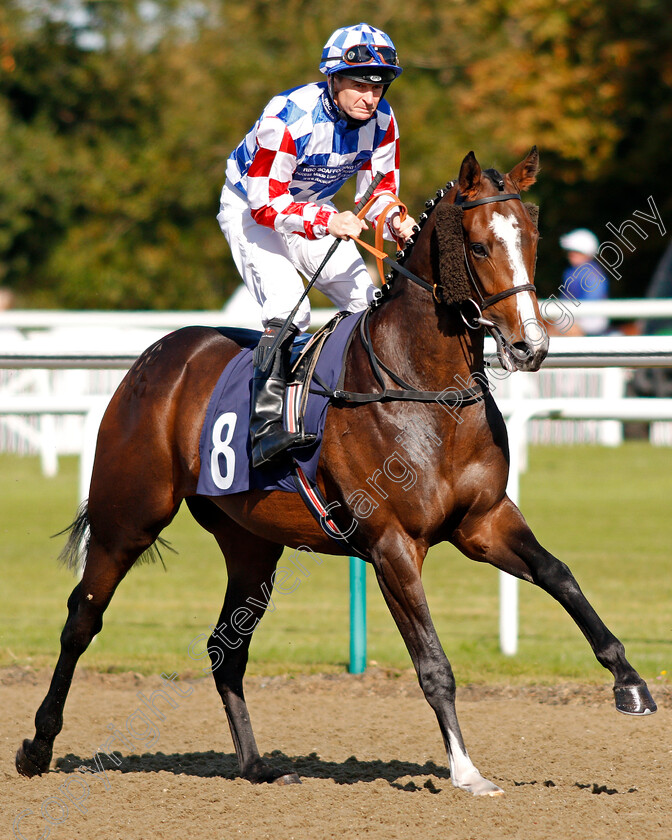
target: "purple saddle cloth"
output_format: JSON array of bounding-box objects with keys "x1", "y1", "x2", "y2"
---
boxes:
[{"x1": 196, "y1": 312, "x2": 362, "y2": 496}]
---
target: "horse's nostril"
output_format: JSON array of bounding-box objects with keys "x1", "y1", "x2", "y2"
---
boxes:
[{"x1": 511, "y1": 341, "x2": 533, "y2": 360}]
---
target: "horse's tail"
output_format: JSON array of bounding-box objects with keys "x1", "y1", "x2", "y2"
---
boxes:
[
  {"x1": 55, "y1": 502, "x2": 176, "y2": 574},
  {"x1": 56, "y1": 502, "x2": 91, "y2": 574}
]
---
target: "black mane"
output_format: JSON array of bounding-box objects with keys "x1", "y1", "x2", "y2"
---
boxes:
[{"x1": 388, "y1": 180, "x2": 472, "y2": 305}]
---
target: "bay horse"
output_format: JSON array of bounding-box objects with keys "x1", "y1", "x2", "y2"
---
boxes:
[{"x1": 16, "y1": 148, "x2": 656, "y2": 796}]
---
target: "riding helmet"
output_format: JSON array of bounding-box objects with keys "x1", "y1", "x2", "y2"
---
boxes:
[{"x1": 320, "y1": 23, "x2": 403, "y2": 85}]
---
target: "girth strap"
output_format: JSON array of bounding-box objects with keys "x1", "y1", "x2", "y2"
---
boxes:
[{"x1": 322, "y1": 384, "x2": 486, "y2": 405}]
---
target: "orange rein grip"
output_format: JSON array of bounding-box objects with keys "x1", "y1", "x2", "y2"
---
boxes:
[{"x1": 353, "y1": 192, "x2": 408, "y2": 286}]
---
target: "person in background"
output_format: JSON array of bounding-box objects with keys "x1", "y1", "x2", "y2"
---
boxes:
[
  {"x1": 218, "y1": 23, "x2": 417, "y2": 467},
  {"x1": 559, "y1": 228, "x2": 610, "y2": 335}
]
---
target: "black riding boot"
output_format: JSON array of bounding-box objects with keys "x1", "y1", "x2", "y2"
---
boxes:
[{"x1": 250, "y1": 318, "x2": 316, "y2": 468}]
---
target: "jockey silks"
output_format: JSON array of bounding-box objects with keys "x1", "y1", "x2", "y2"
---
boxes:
[{"x1": 224, "y1": 81, "x2": 399, "y2": 241}]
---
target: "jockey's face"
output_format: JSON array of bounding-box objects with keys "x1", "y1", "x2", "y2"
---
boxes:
[{"x1": 333, "y1": 76, "x2": 384, "y2": 120}]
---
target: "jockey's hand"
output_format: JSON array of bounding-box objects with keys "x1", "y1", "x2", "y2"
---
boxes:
[
  {"x1": 389, "y1": 211, "x2": 418, "y2": 245},
  {"x1": 328, "y1": 211, "x2": 368, "y2": 240}
]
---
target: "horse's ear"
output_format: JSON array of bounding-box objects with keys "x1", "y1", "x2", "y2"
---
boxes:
[
  {"x1": 457, "y1": 151, "x2": 482, "y2": 200},
  {"x1": 433, "y1": 202, "x2": 472, "y2": 305},
  {"x1": 524, "y1": 202, "x2": 539, "y2": 229},
  {"x1": 508, "y1": 146, "x2": 539, "y2": 193}
]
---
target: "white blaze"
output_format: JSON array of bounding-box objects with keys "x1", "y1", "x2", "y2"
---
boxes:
[{"x1": 489, "y1": 211, "x2": 537, "y2": 327}]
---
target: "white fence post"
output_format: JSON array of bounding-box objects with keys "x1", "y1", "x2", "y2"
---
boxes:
[
  {"x1": 600, "y1": 367, "x2": 625, "y2": 446},
  {"x1": 500, "y1": 402, "x2": 535, "y2": 657},
  {"x1": 34, "y1": 370, "x2": 58, "y2": 477}
]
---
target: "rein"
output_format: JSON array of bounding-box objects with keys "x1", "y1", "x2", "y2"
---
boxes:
[
  {"x1": 352, "y1": 193, "x2": 433, "y2": 293},
  {"x1": 321, "y1": 185, "x2": 538, "y2": 405}
]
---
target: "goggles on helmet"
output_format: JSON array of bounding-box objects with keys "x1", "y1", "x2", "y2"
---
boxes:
[{"x1": 342, "y1": 44, "x2": 398, "y2": 67}]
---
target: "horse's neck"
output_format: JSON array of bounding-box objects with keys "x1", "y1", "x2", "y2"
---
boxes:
[{"x1": 368, "y1": 253, "x2": 483, "y2": 392}]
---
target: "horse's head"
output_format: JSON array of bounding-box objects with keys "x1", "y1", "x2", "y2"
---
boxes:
[{"x1": 434, "y1": 147, "x2": 548, "y2": 372}]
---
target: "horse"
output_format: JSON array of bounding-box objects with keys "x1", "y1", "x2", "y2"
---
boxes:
[{"x1": 16, "y1": 147, "x2": 656, "y2": 797}]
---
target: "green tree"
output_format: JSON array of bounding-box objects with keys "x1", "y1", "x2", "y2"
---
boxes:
[
  {"x1": 0, "y1": 0, "x2": 670, "y2": 308},
  {"x1": 443, "y1": 0, "x2": 672, "y2": 295}
]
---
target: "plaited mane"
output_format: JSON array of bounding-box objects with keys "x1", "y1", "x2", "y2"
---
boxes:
[
  {"x1": 433, "y1": 202, "x2": 471, "y2": 305},
  {"x1": 389, "y1": 183, "x2": 539, "y2": 307},
  {"x1": 386, "y1": 184, "x2": 454, "y2": 290},
  {"x1": 390, "y1": 183, "x2": 471, "y2": 305}
]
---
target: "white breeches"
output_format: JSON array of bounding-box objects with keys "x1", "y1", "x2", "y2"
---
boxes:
[{"x1": 217, "y1": 181, "x2": 376, "y2": 330}]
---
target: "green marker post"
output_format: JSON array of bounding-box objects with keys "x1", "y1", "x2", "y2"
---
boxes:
[{"x1": 348, "y1": 556, "x2": 367, "y2": 674}]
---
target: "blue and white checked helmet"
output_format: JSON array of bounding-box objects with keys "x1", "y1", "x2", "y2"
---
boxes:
[{"x1": 320, "y1": 23, "x2": 402, "y2": 85}]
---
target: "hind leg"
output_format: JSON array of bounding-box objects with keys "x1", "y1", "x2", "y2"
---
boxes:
[
  {"x1": 16, "y1": 528, "x2": 161, "y2": 776},
  {"x1": 187, "y1": 497, "x2": 299, "y2": 784},
  {"x1": 16, "y1": 328, "x2": 234, "y2": 776},
  {"x1": 453, "y1": 497, "x2": 656, "y2": 715},
  {"x1": 17, "y1": 475, "x2": 182, "y2": 778}
]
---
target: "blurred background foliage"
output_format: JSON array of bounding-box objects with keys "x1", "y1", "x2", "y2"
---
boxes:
[{"x1": 0, "y1": 0, "x2": 670, "y2": 309}]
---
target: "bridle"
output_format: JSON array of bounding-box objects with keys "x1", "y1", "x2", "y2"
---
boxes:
[
  {"x1": 316, "y1": 186, "x2": 540, "y2": 406},
  {"x1": 364, "y1": 181, "x2": 539, "y2": 371},
  {"x1": 453, "y1": 187, "x2": 537, "y2": 330},
  {"x1": 370, "y1": 184, "x2": 537, "y2": 327}
]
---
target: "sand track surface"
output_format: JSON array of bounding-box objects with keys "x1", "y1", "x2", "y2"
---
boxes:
[{"x1": 3, "y1": 668, "x2": 670, "y2": 840}]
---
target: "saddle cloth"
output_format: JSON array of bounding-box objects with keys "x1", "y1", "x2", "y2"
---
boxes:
[{"x1": 196, "y1": 312, "x2": 362, "y2": 496}]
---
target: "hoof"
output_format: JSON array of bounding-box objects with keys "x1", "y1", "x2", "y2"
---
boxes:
[
  {"x1": 454, "y1": 771, "x2": 504, "y2": 796},
  {"x1": 614, "y1": 684, "x2": 657, "y2": 716},
  {"x1": 272, "y1": 772, "x2": 302, "y2": 786},
  {"x1": 16, "y1": 740, "x2": 50, "y2": 778},
  {"x1": 469, "y1": 781, "x2": 504, "y2": 797},
  {"x1": 245, "y1": 758, "x2": 301, "y2": 785}
]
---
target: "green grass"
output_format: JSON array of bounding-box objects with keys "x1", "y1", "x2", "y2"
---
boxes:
[{"x1": 1, "y1": 445, "x2": 670, "y2": 685}]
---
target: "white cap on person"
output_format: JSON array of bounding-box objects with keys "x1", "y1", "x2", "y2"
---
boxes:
[{"x1": 559, "y1": 228, "x2": 599, "y2": 257}]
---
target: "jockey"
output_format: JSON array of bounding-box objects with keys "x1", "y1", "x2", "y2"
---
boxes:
[{"x1": 218, "y1": 23, "x2": 417, "y2": 468}]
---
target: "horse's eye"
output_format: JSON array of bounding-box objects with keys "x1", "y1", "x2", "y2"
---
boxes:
[{"x1": 471, "y1": 243, "x2": 488, "y2": 258}]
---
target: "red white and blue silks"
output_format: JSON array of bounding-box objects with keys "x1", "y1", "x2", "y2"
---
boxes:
[{"x1": 225, "y1": 82, "x2": 399, "y2": 241}]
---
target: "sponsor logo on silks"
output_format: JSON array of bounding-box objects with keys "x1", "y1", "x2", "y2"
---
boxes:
[
  {"x1": 321, "y1": 89, "x2": 338, "y2": 121},
  {"x1": 293, "y1": 161, "x2": 362, "y2": 190}
]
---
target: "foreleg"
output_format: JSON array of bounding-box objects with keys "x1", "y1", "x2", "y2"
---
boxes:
[
  {"x1": 452, "y1": 497, "x2": 656, "y2": 715},
  {"x1": 371, "y1": 533, "x2": 504, "y2": 796}
]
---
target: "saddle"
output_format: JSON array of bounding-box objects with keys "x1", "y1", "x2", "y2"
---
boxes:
[
  {"x1": 197, "y1": 312, "x2": 367, "y2": 554},
  {"x1": 213, "y1": 311, "x2": 353, "y2": 443},
  {"x1": 198, "y1": 313, "x2": 360, "y2": 483},
  {"x1": 203, "y1": 307, "x2": 486, "y2": 559}
]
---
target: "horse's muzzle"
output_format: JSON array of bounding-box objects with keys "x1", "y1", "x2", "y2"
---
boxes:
[
  {"x1": 509, "y1": 337, "x2": 549, "y2": 372},
  {"x1": 490, "y1": 328, "x2": 549, "y2": 373}
]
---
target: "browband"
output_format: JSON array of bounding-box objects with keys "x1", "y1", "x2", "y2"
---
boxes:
[{"x1": 458, "y1": 193, "x2": 521, "y2": 209}]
